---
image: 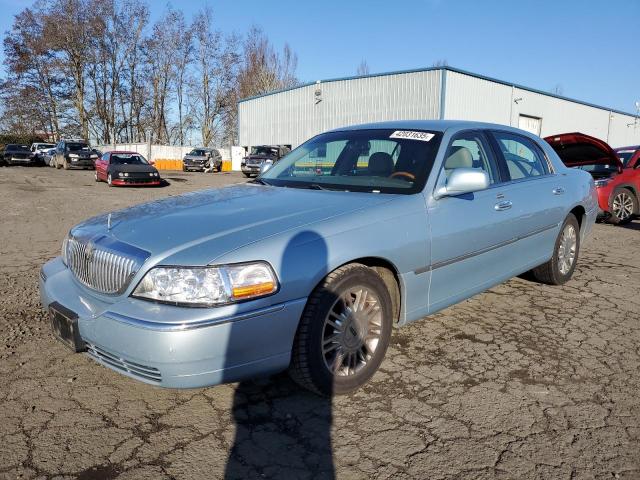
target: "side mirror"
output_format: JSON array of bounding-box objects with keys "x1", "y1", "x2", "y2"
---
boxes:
[
  {"x1": 260, "y1": 159, "x2": 274, "y2": 174},
  {"x1": 435, "y1": 168, "x2": 489, "y2": 199}
]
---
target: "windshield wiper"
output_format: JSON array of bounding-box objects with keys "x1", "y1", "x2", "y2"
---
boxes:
[
  {"x1": 250, "y1": 178, "x2": 270, "y2": 185},
  {"x1": 307, "y1": 183, "x2": 330, "y2": 190}
]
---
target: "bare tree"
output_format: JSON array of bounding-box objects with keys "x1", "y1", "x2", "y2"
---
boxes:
[
  {"x1": 432, "y1": 59, "x2": 448, "y2": 67},
  {"x1": 356, "y1": 60, "x2": 370, "y2": 76}
]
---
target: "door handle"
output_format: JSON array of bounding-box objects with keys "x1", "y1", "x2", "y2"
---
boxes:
[
  {"x1": 553, "y1": 187, "x2": 565, "y2": 195},
  {"x1": 495, "y1": 200, "x2": 513, "y2": 211}
]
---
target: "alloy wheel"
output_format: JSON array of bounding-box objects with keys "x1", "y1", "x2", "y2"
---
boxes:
[
  {"x1": 322, "y1": 286, "x2": 383, "y2": 377},
  {"x1": 612, "y1": 192, "x2": 634, "y2": 221},
  {"x1": 557, "y1": 224, "x2": 577, "y2": 275}
]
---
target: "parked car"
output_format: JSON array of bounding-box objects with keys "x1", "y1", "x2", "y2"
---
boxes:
[
  {"x1": 94, "y1": 151, "x2": 161, "y2": 187},
  {"x1": 40, "y1": 120, "x2": 597, "y2": 395},
  {"x1": 31, "y1": 142, "x2": 56, "y2": 164},
  {"x1": 1, "y1": 144, "x2": 37, "y2": 166},
  {"x1": 54, "y1": 139, "x2": 97, "y2": 170},
  {"x1": 545, "y1": 133, "x2": 640, "y2": 224},
  {"x1": 241, "y1": 145, "x2": 291, "y2": 177},
  {"x1": 183, "y1": 148, "x2": 222, "y2": 172},
  {"x1": 42, "y1": 148, "x2": 57, "y2": 167}
]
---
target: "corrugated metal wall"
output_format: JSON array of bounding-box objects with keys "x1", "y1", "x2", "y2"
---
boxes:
[
  {"x1": 239, "y1": 68, "x2": 640, "y2": 150},
  {"x1": 239, "y1": 70, "x2": 442, "y2": 148},
  {"x1": 444, "y1": 70, "x2": 640, "y2": 147}
]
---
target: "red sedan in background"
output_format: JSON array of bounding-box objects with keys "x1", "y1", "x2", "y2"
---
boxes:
[
  {"x1": 545, "y1": 133, "x2": 639, "y2": 225},
  {"x1": 94, "y1": 151, "x2": 161, "y2": 187}
]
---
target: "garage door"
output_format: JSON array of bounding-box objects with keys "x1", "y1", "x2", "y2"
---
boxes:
[{"x1": 518, "y1": 115, "x2": 542, "y2": 136}]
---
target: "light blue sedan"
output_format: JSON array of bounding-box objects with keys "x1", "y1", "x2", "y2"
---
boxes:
[{"x1": 40, "y1": 121, "x2": 598, "y2": 395}]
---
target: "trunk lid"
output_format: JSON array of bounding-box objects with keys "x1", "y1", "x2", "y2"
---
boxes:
[{"x1": 544, "y1": 132, "x2": 622, "y2": 172}]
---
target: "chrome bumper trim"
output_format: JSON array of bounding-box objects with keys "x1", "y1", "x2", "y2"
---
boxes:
[{"x1": 103, "y1": 302, "x2": 288, "y2": 331}]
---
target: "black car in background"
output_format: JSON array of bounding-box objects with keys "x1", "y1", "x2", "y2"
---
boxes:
[
  {"x1": 54, "y1": 139, "x2": 97, "y2": 170},
  {"x1": 1, "y1": 144, "x2": 37, "y2": 166},
  {"x1": 241, "y1": 145, "x2": 291, "y2": 177}
]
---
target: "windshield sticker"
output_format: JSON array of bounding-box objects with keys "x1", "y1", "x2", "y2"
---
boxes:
[{"x1": 390, "y1": 131, "x2": 435, "y2": 142}]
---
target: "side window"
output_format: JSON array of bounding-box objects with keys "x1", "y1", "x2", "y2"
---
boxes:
[
  {"x1": 492, "y1": 132, "x2": 548, "y2": 180},
  {"x1": 101, "y1": 153, "x2": 110, "y2": 162},
  {"x1": 443, "y1": 132, "x2": 499, "y2": 184}
]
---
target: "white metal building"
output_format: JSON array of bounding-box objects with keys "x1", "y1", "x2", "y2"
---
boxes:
[{"x1": 238, "y1": 66, "x2": 640, "y2": 150}]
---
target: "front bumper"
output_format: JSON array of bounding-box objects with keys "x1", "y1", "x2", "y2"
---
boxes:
[
  {"x1": 241, "y1": 164, "x2": 261, "y2": 174},
  {"x1": 40, "y1": 257, "x2": 306, "y2": 388},
  {"x1": 66, "y1": 157, "x2": 95, "y2": 168},
  {"x1": 111, "y1": 179, "x2": 160, "y2": 187}
]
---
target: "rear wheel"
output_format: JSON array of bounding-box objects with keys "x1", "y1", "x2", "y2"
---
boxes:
[
  {"x1": 289, "y1": 264, "x2": 393, "y2": 396},
  {"x1": 531, "y1": 213, "x2": 580, "y2": 285},
  {"x1": 608, "y1": 187, "x2": 637, "y2": 225}
]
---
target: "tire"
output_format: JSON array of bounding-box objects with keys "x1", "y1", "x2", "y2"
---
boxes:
[
  {"x1": 531, "y1": 213, "x2": 580, "y2": 285},
  {"x1": 243, "y1": 172, "x2": 252, "y2": 178},
  {"x1": 289, "y1": 263, "x2": 393, "y2": 396},
  {"x1": 607, "y1": 187, "x2": 637, "y2": 225},
  {"x1": 94, "y1": 170, "x2": 100, "y2": 182},
  {"x1": 107, "y1": 173, "x2": 113, "y2": 187}
]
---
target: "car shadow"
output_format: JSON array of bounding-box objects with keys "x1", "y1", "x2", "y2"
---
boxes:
[
  {"x1": 223, "y1": 231, "x2": 335, "y2": 479},
  {"x1": 620, "y1": 219, "x2": 640, "y2": 231}
]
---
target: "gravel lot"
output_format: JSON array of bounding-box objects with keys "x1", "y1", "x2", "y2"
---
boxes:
[{"x1": 1, "y1": 165, "x2": 639, "y2": 480}]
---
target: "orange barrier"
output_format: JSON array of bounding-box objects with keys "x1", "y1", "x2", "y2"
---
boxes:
[
  {"x1": 154, "y1": 159, "x2": 183, "y2": 171},
  {"x1": 153, "y1": 158, "x2": 233, "y2": 171}
]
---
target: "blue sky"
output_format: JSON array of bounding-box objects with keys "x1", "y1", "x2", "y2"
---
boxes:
[{"x1": 1, "y1": 0, "x2": 639, "y2": 114}]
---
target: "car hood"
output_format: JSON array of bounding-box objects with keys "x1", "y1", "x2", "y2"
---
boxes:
[
  {"x1": 184, "y1": 155, "x2": 207, "y2": 161},
  {"x1": 245, "y1": 154, "x2": 274, "y2": 161},
  {"x1": 72, "y1": 184, "x2": 395, "y2": 266},
  {"x1": 109, "y1": 164, "x2": 157, "y2": 173},
  {"x1": 544, "y1": 132, "x2": 622, "y2": 171}
]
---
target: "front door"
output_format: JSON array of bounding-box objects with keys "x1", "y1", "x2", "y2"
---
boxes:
[{"x1": 428, "y1": 130, "x2": 521, "y2": 313}]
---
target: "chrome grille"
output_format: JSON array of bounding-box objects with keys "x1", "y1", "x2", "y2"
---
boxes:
[
  {"x1": 86, "y1": 343, "x2": 162, "y2": 383},
  {"x1": 66, "y1": 235, "x2": 147, "y2": 294}
]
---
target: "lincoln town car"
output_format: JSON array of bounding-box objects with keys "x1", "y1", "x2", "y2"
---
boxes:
[{"x1": 40, "y1": 121, "x2": 598, "y2": 395}]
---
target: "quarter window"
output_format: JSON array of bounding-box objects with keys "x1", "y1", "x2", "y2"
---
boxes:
[{"x1": 493, "y1": 132, "x2": 548, "y2": 180}]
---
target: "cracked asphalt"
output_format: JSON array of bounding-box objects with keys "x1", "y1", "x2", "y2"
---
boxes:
[{"x1": 0, "y1": 166, "x2": 639, "y2": 480}]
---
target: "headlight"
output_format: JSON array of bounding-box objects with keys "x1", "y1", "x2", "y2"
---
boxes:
[
  {"x1": 132, "y1": 262, "x2": 278, "y2": 306},
  {"x1": 594, "y1": 178, "x2": 610, "y2": 188}
]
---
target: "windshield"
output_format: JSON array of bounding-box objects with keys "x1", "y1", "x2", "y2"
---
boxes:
[
  {"x1": 37, "y1": 144, "x2": 55, "y2": 149},
  {"x1": 251, "y1": 146, "x2": 277, "y2": 156},
  {"x1": 68, "y1": 143, "x2": 89, "y2": 152},
  {"x1": 188, "y1": 149, "x2": 208, "y2": 156},
  {"x1": 260, "y1": 128, "x2": 443, "y2": 194},
  {"x1": 617, "y1": 150, "x2": 636, "y2": 168},
  {"x1": 110, "y1": 154, "x2": 148, "y2": 165},
  {"x1": 7, "y1": 144, "x2": 29, "y2": 151}
]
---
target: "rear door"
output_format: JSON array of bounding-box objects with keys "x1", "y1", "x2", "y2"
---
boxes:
[
  {"x1": 488, "y1": 130, "x2": 566, "y2": 267},
  {"x1": 428, "y1": 130, "x2": 523, "y2": 312}
]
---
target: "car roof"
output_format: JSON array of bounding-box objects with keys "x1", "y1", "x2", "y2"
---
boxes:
[
  {"x1": 327, "y1": 119, "x2": 535, "y2": 136},
  {"x1": 615, "y1": 145, "x2": 640, "y2": 151},
  {"x1": 109, "y1": 150, "x2": 140, "y2": 155}
]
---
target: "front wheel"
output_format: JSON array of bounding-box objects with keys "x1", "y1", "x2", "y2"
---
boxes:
[
  {"x1": 94, "y1": 170, "x2": 100, "y2": 182},
  {"x1": 608, "y1": 187, "x2": 637, "y2": 225},
  {"x1": 107, "y1": 173, "x2": 113, "y2": 187},
  {"x1": 531, "y1": 213, "x2": 580, "y2": 285},
  {"x1": 289, "y1": 264, "x2": 393, "y2": 396},
  {"x1": 243, "y1": 172, "x2": 252, "y2": 178}
]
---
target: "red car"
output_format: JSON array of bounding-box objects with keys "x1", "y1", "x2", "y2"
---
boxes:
[
  {"x1": 545, "y1": 133, "x2": 639, "y2": 225},
  {"x1": 94, "y1": 151, "x2": 161, "y2": 187}
]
